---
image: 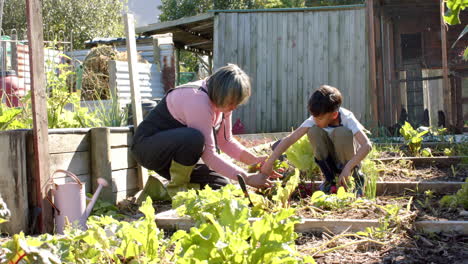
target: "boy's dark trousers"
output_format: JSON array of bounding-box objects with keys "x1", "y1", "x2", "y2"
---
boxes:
[{"x1": 307, "y1": 126, "x2": 364, "y2": 191}]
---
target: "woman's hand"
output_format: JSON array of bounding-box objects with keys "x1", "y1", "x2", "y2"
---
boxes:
[
  {"x1": 253, "y1": 155, "x2": 268, "y2": 164},
  {"x1": 245, "y1": 172, "x2": 273, "y2": 189}
]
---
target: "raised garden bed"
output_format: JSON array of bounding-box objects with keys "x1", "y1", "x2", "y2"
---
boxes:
[{"x1": 154, "y1": 208, "x2": 468, "y2": 235}]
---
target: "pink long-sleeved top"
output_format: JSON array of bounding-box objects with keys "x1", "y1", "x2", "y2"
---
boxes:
[{"x1": 166, "y1": 80, "x2": 247, "y2": 180}]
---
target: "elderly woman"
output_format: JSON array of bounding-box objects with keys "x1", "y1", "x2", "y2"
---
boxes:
[{"x1": 131, "y1": 64, "x2": 273, "y2": 198}]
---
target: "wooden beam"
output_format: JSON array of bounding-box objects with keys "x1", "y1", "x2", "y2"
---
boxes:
[
  {"x1": 367, "y1": 0, "x2": 379, "y2": 128},
  {"x1": 25, "y1": 0, "x2": 52, "y2": 233},
  {"x1": 123, "y1": 13, "x2": 148, "y2": 190},
  {"x1": 440, "y1": 0, "x2": 452, "y2": 126},
  {"x1": 135, "y1": 13, "x2": 215, "y2": 35},
  {"x1": 185, "y1": 40, "x2": 212, "y2": 47}
]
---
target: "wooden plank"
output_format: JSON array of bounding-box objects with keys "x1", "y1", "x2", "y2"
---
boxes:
[
  {"x1": 248, "y1": 13, "x2": 257, "y2": 133},
  {"x1": 0, "y1": 131, "x2": 29, "y2": 235},
  {"x1": 358, "y1": 9, "x2": 368, "y2": 121},
  {"x1": 243, "y1": 13, "x2": 252, "y2": 133},
  {"x1": 280, "y1": 12, "x2": 288, "y2": 132},
  {"x1": 320, "y1": 12, "x2": 329, "y2": 88},
  {"x1": 112, "y1": 168, "x2": 139, "y2": 192},
  {"x1": 124, "y1": 13, "x2": 148, "y2": 190},
  {"x1": 213, "y1": 14, "x2": 220, "y2": 69},
  {"x1": 303, "y1": 13, "x2": 312, "y2": 121},
  {"x1": 290, "y1": 12, "x2": 298, "y2": 129},
  {"x1": 114, "y1": 188, "x2": 139, "y2": 203},
  {"x1": 255, "y1": 14, "x2": 264, "y2": 132},
  {"x1": 237, "y1": 13, "x2": 245, "y2": 129},
  {"x1": 91, "y1": 127, "x2": 114, "y2": 203},
  {"x1": 296, "y1": 12, "x2": 304, "y2": 127},
  {"x1": 373, "y1": 156, "x2": 466, "y2": 168},
  {"x1": 110, "y1": 147, "x2": 138, "y2": 171},
  {"x1": 48, "y1": 133, "x2": 89, "y2": 153},
  {"x1": 440, "y1": 1, "x2": 452, "y2": 126},
  {"x1": 271, "y1": 13, "x2": 279, "y2": 132},
  {"x1": 367, "y1": 0, "x2": 379, "y2": 128},
  {"x1": 286, "y1": 13, "x2": 293, "y2": 131},
  {"x1": 109, "y1": 131, "x2": 133, "y2": 148},
  {"x1": 49, "y1": 152, "x2": 90, "y2": 176},
  {"x1": 265, "y1": 13, "x2": 273, "y2": 133},
  {"x1": 415, "y1": 221, "x2": 468, "y2": 234},
  {"x1": 26, "y1": 0, "x2": 52, "y2": 233}
]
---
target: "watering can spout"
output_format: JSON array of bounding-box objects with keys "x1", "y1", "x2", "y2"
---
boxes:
[{"x1": 83, "y1": 178, "x2": 109, "y2": 221}]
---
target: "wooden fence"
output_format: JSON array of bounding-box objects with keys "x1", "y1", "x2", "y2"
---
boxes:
[
  {"x1": 0, "y1": 128, "x2": 138, "y2": 235},
  {"x1": 213, "y1": 7, "x2": 369, "y2": 133}
]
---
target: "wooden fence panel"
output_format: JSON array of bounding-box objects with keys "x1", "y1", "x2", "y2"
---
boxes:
[{"x1": 214, "y1": 8, "x2": 368, "y2": 133}]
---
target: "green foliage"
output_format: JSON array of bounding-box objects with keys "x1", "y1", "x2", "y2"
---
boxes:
[
  {"x1": 0, "y1": 195, "x2": 10, "y2": 225},
  {"x1": 0, "y1": 197, "x2": 171, "y2": 263},
  {"x1": 420, "y1": 147, "x2": 433, "y2": 157},
  {"x1": 171, "y1": 208, "x2": 314, "y2": 264},
  {"x1": 399, "y1": 122, "x2": 429, "y2": 156},
  {"x1": 440, "y1": 177, "x2": 468, "y2": 209},
  {"x1": 444, "y1": 0, "x2": 468, "y2": 60},
  {"x1": 444, "y1": 0, "x2": 467, "y2": 25},
  {"x1": 310, "y1": 187, "x2": 359, "y2": 210},
  {"x1": 172, "y1": 184, "x2": 253, "y2": 222},
  {"x1": 285, "y1": 135, "x2": 318, "y2": 178},
  {"x1": 0, "y1": 103, "x2": 23, "y2": 130},
  {"x1": 87, "y1": 194, "x2": 125, "y2": 219},
  {"x1": 3, "y1": 0, "x2": 126, "y2": 50},
  {"x1": 362, "y1": 159, "x2": 379, "y2": 199},
  {"x1": 251, "y1": 168, "x2": 300, "y2": 212}
]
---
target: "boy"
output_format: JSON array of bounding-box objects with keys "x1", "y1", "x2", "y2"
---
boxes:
[{"x1": 261, "y1": 85, "x2": 372, "y2": 195}]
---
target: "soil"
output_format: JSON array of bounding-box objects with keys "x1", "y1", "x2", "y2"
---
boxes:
[
  {"x1": 377, "y1": 162, "x2": 468, "y2": 182},
  {"x1": 296, "y1": 231, "x2": 468, "y2": 264}
]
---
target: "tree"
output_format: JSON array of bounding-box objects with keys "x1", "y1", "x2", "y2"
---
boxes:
[
  {"x1": 158, "y1": 0, "x2": 308, "y2": 72},
  {"x1": 2, "y1": 0, "x2": 127, "y2": 49}
]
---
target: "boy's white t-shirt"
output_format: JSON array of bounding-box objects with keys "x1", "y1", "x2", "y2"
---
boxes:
[{"x1": 300, "y1": 107, "x2": 364, "y2": 135}]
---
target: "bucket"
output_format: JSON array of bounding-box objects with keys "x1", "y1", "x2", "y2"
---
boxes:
[
  {"x1": 49, "y1": 170, "x2": 86, "y2": 234},
  {"x1": 0, "y1": 70, "x2": 25, "y2": 107}
]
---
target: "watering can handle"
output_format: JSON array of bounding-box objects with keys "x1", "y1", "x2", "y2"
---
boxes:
[{"x1": 51, "y1": 169, "x2": 83, "y2": 187}]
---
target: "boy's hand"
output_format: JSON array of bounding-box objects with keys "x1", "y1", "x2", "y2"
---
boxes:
[
  {"x1": 338, "y1": 167, "x2": 352, "y2": 190},
  {"x1": 260, "y1": 160, "x2": 282, "y2": 179}
]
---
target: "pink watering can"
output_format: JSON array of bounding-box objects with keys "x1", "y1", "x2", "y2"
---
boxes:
[{"x1": 48, "y1": 170, "x2": 108, "y2": 234}]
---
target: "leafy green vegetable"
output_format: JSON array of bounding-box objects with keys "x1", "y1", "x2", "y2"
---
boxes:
[
  {"x1": 399, "y1": 122, "x2": 429, "y2": 156},
  {"x1": 285, "y1": 135, "x2": 318, "y2": 179}
]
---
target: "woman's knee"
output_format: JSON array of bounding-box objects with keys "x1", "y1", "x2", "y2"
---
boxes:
[{"x1": 182, "y1": 128, "x2": 205, "y2": 154}]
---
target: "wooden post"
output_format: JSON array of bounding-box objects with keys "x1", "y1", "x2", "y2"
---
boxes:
[
  {"x1": 11, "y1": 34, "x2": 18, "y2": 73},
  {"x1": 25, "y1": 0, "x2": 52, "y2": 233},
  {"x1": 176, "y1": 48, "x2": 180, "y2": 85},
  {"x1": 123, "y1": 13, "x2": 148, "y2": 190},
  {"x1": 440, "y1": 0, "x2": 452, "y2": 126},
  {"x1": 90, "y1": 127, "x2": 115, "y2": 203},
  {"x1": 367, "y1": 0, "x2": 379, "y2": 129},
  {"x1": 153, "y1": 33, "x2": 175, "y2": 92}
]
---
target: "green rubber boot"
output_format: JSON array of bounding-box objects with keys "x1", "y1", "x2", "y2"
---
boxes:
[
  {"x1": 137, "y1": 175, "x2": 171, "y2": 203},
  {"x1": 166, "y1": 160, "x2": 199, "y2": 197}
]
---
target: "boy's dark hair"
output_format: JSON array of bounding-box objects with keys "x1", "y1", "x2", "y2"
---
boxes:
[{"x1": 308, "y1": 85, "x2": 343, "y2": 116}]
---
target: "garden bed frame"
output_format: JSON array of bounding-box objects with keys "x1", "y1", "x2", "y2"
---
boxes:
[
  {"x1": 155, "y1": 209, "x2": 468, "y2": 234},
  {"x1": 0, "y1": 127, "x2": 139, "y2": 234}
]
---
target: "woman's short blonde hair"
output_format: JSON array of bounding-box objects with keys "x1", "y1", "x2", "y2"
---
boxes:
[{"x1": 206, "y1": 64, "x2": 251, "y2": 108}]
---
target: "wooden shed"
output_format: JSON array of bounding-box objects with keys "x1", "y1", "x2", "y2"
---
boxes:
[
  {"x1": 368, "y1": 0, "x2": 468, "y2": 133},
  {"x1": 137, "y1": 1, "x2": 468, "y2": 133}
]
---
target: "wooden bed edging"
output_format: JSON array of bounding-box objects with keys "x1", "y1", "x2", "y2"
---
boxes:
[
  {"x1": 155, "y1": 209, "x2": 468, "y2": 234},
  {"x1": 372, "y1": 156, "x2": 467, "y2": 167},
  {"x1": 304, "y1": 181, "x2": 464, "y2": 195}
]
